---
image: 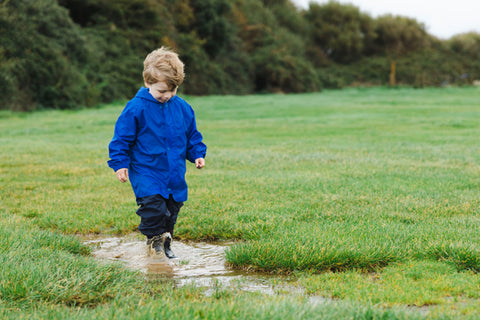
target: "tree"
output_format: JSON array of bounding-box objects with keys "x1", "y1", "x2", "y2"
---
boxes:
[
  {"x1": 448, "y1": 32, "x2": 480, "y2": 59},
  {"x1": 189, "y1": 0, "x2": 235, "y2": 58},
  {"x1": 305, "y1": 1, "x2": 375, "y2": 64},
  {"x1": 0, "y1": 0, "x2": 92, "y2": 110},
  {"x1": 373, "y1": 14, "x2": 432, "y2": 55}
]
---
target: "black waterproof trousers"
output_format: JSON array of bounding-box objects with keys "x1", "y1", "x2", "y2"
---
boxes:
[{"x1": 135, "y1": 194, "x2": 184, "y2": 238}]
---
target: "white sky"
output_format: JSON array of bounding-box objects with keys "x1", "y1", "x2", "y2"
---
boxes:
[{"x1": 291, "y1": 0, "x2": 480, "y2": 39}]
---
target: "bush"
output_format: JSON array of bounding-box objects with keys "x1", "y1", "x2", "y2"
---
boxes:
[
  {"x1": 0, "y1": 0, "x2": 94, "y2": 110},
  {"x1": 1, "y1": 0, "x2": 480, "y2": 110}
]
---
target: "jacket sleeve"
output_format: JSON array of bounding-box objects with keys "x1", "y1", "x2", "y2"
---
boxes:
[
  {"x1": 186, "y1": 108, "x2": 207, "y2": 163},
  {"x1": 107, "y1": 103, "x2": 137, "y2": 172}
]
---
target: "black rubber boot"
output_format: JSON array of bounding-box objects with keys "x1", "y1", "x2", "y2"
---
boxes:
[
  {"x1": 146, "y1": 234, "x2": 165, "y2": 256},
  {"x1": 163, "y1": 232, "x2": 176, "y2": 259}
]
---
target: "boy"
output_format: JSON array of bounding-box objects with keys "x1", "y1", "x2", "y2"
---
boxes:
[{"x1": 108, "y1": 47, "x2": 207, "y2": 259}]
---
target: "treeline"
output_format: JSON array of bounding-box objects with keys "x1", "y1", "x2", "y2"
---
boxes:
[{"x1": 1, "y1": 0, "x2": 479, "y2": 111}]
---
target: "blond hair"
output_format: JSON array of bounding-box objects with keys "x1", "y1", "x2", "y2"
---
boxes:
[{"x1": 143, "y1": 47, "x2": 185, "y2": 89}]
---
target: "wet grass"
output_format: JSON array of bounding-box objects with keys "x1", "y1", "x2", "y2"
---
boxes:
[
  {"x1": 0, "y1": 222, "x2": 421, "y2": 320},
  {"x1": 191, "y1": 87, "x2": 480, "y2": 273},
  {"x1": 1, "y1": 86, "x2": 480, "y2": 318}
]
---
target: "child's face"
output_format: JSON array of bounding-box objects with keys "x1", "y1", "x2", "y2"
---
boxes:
[{"x1": 144, "y1": 81, "x2": 177, "y2": 103}]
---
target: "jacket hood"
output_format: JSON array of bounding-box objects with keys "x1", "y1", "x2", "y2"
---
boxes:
[{"x1": 135, "y1": 87, "x2": 178, "y2": 104}]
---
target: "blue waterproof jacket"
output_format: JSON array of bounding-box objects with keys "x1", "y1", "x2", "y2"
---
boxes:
[{"x1": 108, "y1": 87, "x2": 207, "y2": 202}]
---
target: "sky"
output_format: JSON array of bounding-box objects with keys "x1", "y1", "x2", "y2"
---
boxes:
[{"x1": 291, "y1": 0, "x2": 480, "y2": 39}]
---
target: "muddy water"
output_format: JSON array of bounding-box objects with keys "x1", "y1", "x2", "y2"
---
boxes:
[
  {"x1": 84, "y1": 236, "x2": 230, "y2": 277},
  {"x1": 83, "y1": 235, "x2": 296, "y2": 296}
]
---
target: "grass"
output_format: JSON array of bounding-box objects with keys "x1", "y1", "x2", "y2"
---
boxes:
[{"x1": 1, "y1": 86, "x2": 480, "y2": 318}]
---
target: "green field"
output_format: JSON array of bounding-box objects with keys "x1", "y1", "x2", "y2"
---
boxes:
[{"x1": 1, "y1": 87, "x2": 480, "y2": 319}]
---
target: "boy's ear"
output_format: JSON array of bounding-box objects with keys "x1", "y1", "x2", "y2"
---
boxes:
[{"x1": 144, "y1": 81, "x2": 150, "y2": 88}]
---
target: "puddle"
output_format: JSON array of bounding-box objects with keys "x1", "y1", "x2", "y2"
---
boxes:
[
  {"x1": 84, "y1": 236, "x2": 231, "y2": 277},
  {"x1": 83, "y1": 235, "x2": 297, "y2": 296},
  {"x1": 82, "y1": 235, "x2": 424, "y2": 315}
]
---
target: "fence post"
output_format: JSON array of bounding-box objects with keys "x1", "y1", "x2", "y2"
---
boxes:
[{"x1": 389, "y1": 60, "x2": 396, "y2": 86}]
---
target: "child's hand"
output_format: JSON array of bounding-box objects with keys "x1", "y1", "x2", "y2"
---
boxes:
[
  {"x1": 115, "y1": 168, "x2": 129, "y2": 182},
  {"x1": 195, "y1": 158, "x2": 205, "y2": 169}
]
